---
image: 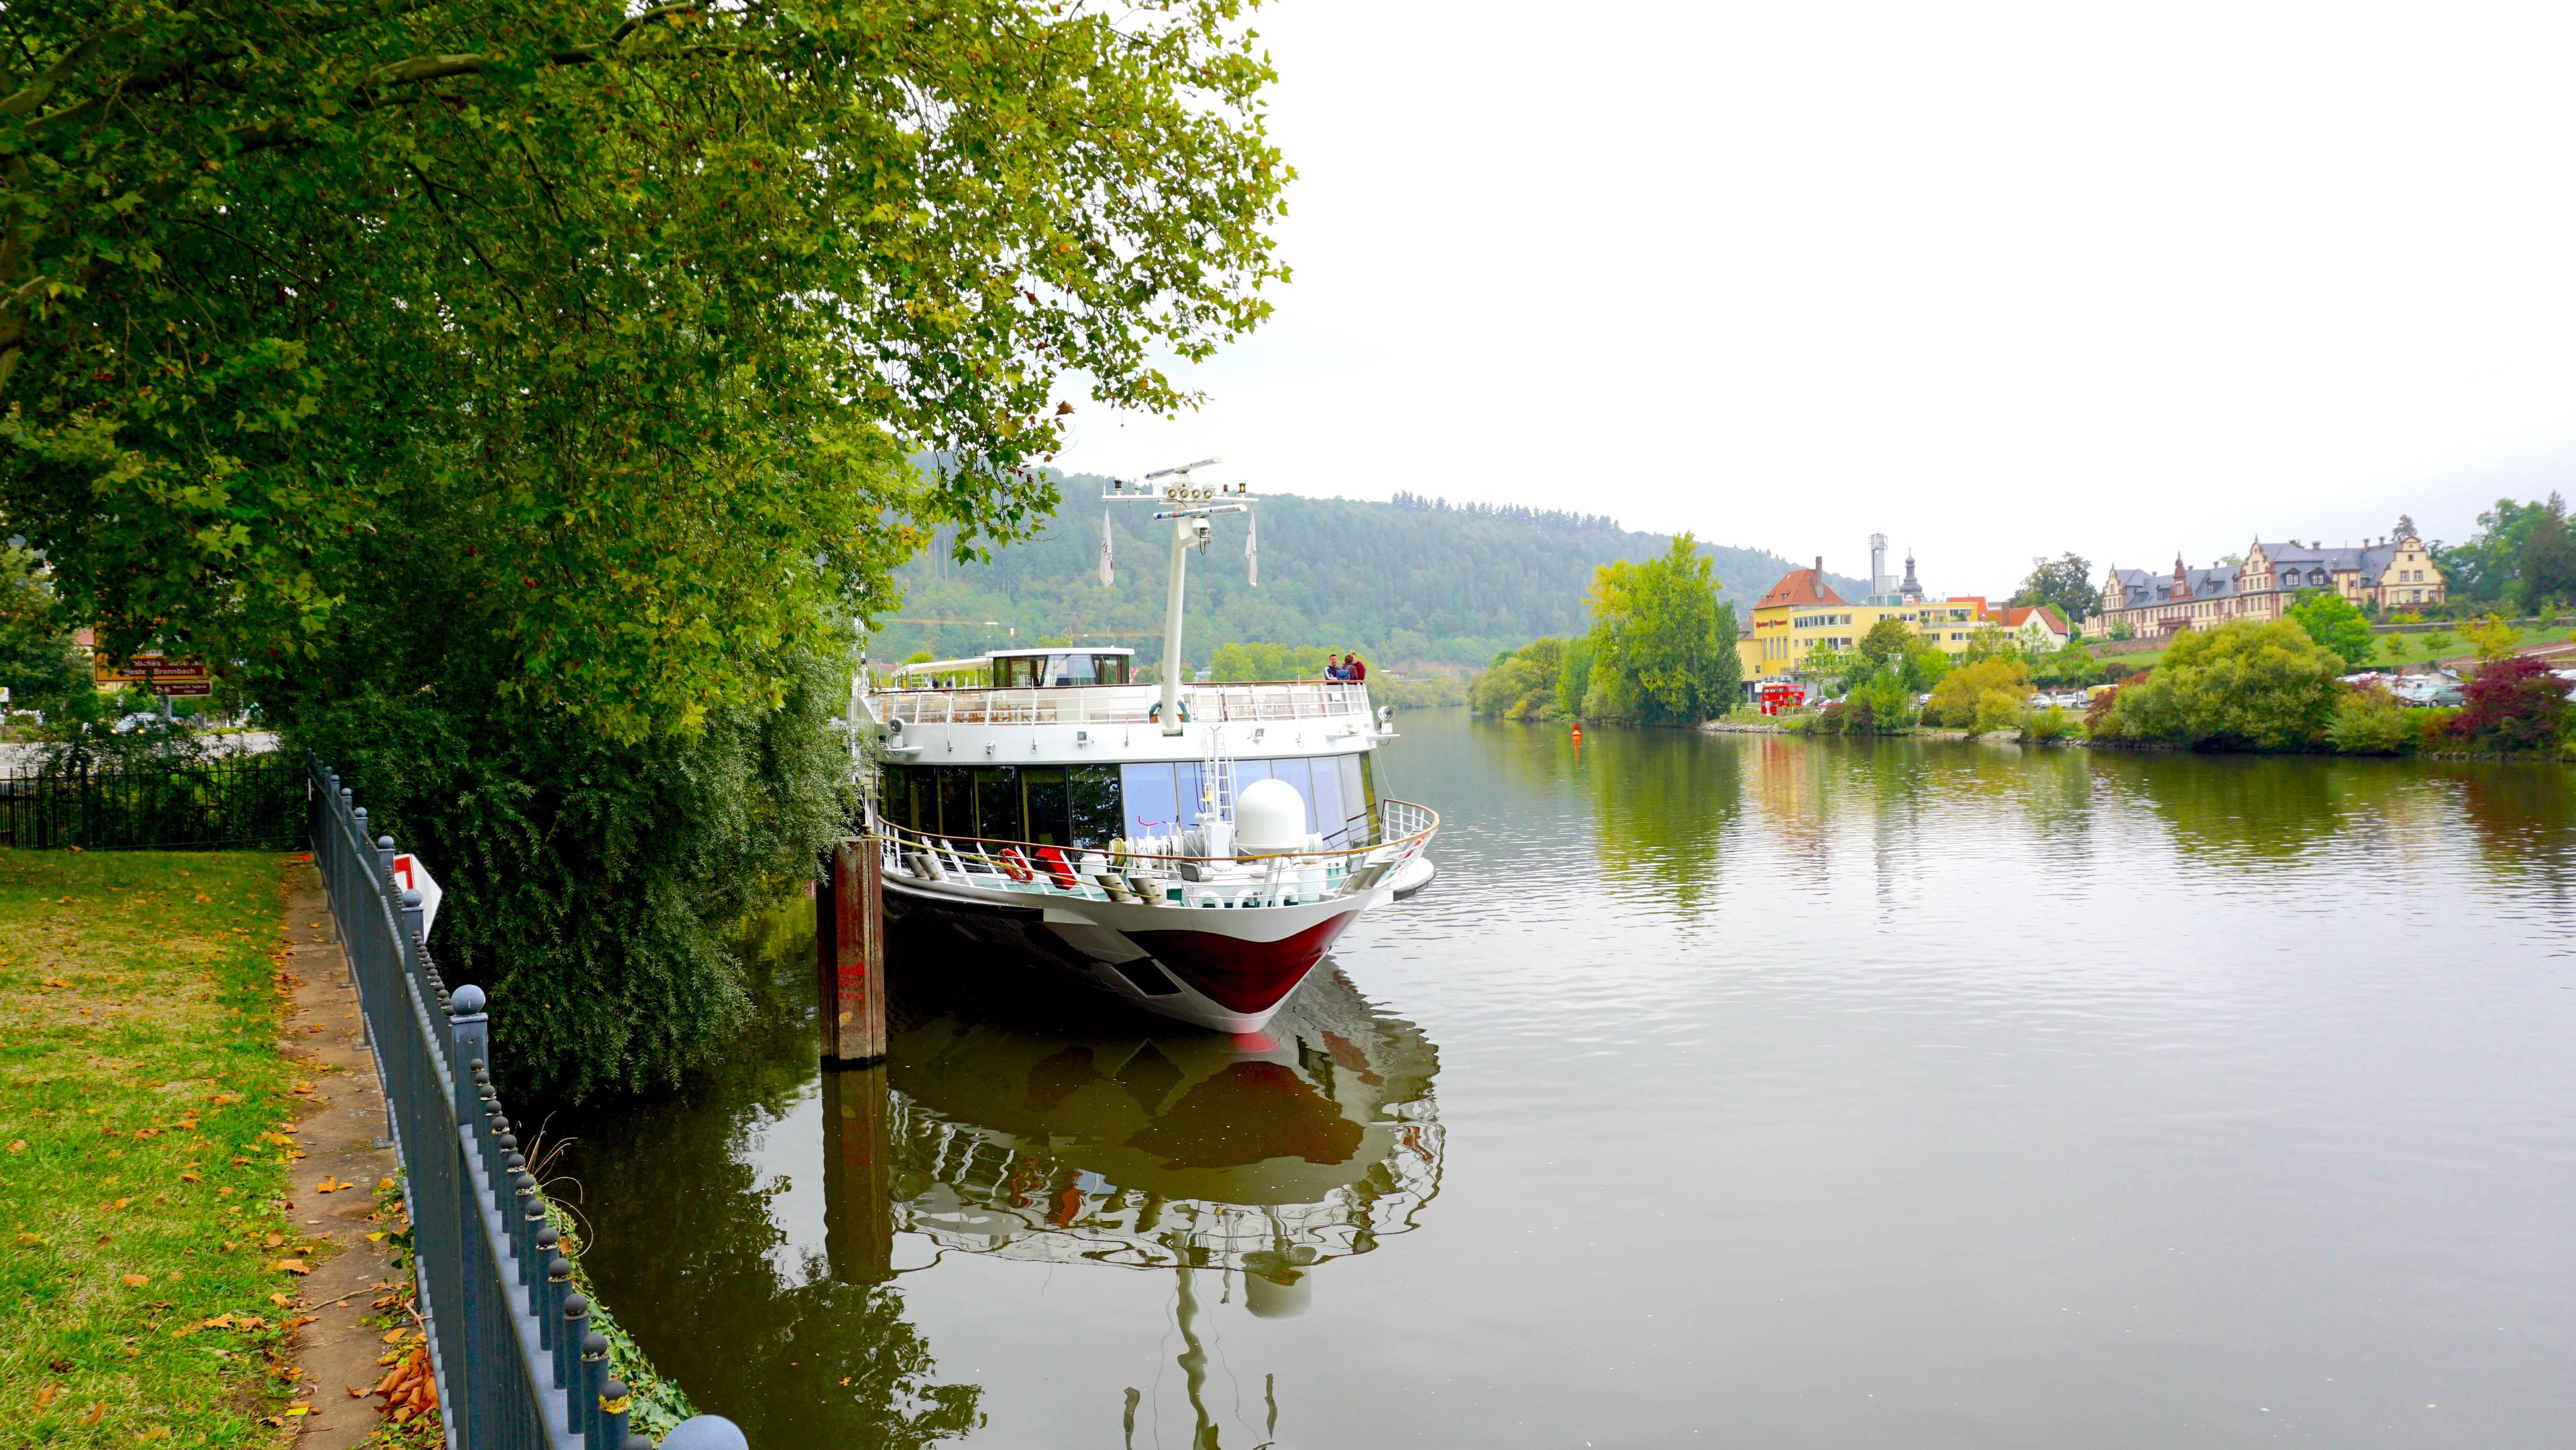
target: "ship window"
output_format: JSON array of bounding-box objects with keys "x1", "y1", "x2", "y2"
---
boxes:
[
  {"x1": 935, "y1": 766, "x2": 975, "y2": 839},
  {"x1": 1174, "y1": 762, "x2": 1210, "y2": 825},
  {"x1": 996, "y1": 656, "x2": 1042, "y2": 688},
  {"x1": 973, "y1": 767, "x2": 1020, "y2": 841},
  {"x1": 1042, "y1": 653, "x2": 1097, "y2": 686},
  {"x1": 1020, "y1": 766, "x2": 1067, "y2": 845},
  {"x1": 1095, "y1": 654, "x2": 1131, "y2": 685},
  {"x1": 1308, "y1": 757, "x2": 1348, "y2": 846},
  {"x1": 1119, "y1": 764, "x2": 1179, "y2": 837},
  {"x1": 1069, "y1": 766, "x2": 1122, "y2": 845},
  {"x1": 1348, "y1": 754, "x2": 1378, "y2": 843},
  {"x1": 1233, "y1": 758, "x2": 1272, "y2": 791}
]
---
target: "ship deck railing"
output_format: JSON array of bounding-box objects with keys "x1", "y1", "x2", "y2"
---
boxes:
[
  {"x1": 870, "y1": 680, "x2": 1375, "y2": 728},
  {"x1": 876, "y1": 800, "x2": 1436, "y2": 910}
]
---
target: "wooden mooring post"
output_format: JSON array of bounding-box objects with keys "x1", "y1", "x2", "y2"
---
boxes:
[{"x1": 815, "y1": 836, "x2": 888, "y2": 1064}]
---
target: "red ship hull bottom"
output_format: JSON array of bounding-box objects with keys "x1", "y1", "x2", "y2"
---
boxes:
[
  {"x1": 1126, "y1": 912, "x2": 1360, "y2": 1015},
  {"x1": 880, "y1": 881, "x2": 1364, "y2": 1032}
]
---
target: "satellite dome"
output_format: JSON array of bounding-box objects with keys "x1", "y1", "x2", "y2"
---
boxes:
[{"x1": 1233, "y1": 777, "x2": 1307, "y2": 854}]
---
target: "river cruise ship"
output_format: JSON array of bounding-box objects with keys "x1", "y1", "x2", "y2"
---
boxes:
[{"x1": 859, "y1": 464, "x2": 1438, "y2": 1033}]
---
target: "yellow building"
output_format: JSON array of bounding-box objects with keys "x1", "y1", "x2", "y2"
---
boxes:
[{"x1": 1736, "y1": 558, "x2": 2004, "y2": 684}]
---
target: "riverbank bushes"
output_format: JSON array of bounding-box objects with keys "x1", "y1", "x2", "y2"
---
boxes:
[{"x1": 2095, "y1": 621, "x2": 2343, "y2": 750}]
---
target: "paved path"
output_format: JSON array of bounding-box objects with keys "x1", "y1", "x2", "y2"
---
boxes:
[{"x1": 276, "y1": 861, "x2": 411, "y2": 1450}]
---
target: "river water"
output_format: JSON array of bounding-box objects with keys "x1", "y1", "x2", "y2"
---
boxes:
[{"x1": 554, "y1": 709, "x2": 2576, "y2": 1449}]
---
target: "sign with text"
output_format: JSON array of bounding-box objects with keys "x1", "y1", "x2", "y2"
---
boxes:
[
  {"x1": 391, "y1": 853, "x2": 444, "y2": 939},
  {"x1": 152, "y1": 680, "x2": 212, "y2": 698},
  {"x1": 94, "y1": 652, "x2": 209, "y2": 686}
]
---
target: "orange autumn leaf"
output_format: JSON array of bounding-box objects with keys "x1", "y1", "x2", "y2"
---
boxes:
[
  {"x1": 268, "y1": 1257, "x2": 311, "y2": 1275},
  {"x1": 36, "y1": 1383, "x2": 60, "y2": 1409},
  {"x1": 315, "y1": 1176, "x2": 351, "y2": 1193},
  {"x1": 178, "y1": 1172, "x2": 202, "y2": 1183},
  {"x1": 262, "y1": 1232, "x2": 285, "y2": 1249},
  {"x1": 270, "y1": 1292, "x2": 292, "y2": 1306},
  {"x1": 121, "y1": 1273, "x2": 150, "y2": 1286}
]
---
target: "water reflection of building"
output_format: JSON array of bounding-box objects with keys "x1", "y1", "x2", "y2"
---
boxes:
[{"x1": 826, "y1": 965, "x2": 1442, "y2": 1298}]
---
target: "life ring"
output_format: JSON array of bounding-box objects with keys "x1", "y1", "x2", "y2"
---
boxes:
[
  {"x1": 1146, "y1": 700, "x2": 1190, "y2": 723},
  {"x1": 997, "y1": 847, "x2": 1036, "y2": 883}
]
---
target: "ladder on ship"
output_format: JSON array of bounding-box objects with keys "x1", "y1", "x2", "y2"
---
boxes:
[{"x1": 1201, "y1": 723, "x2": 1236, "y2": 827}]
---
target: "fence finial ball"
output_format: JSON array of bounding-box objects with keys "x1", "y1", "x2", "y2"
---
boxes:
[
  {"x1": 402, "y1": 888, "x2": 423, "y2": 908},
  {"x1": 663, "y1": 1418, "x2": 751, "y2": 1450},
  {"x1": 450, "y1": 984, "x2": 488, "y2": 1015},
  {"x1": 378, "y1": 834, "x2": 395, "y2": 850}
]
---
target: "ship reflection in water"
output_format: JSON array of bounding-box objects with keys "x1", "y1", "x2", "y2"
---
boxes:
[
  {"x1": 848, "y1": 966, "x2": 1441, "y2": 1295},
  {"x1": 559, "y1": 932, "x2": 1442, "y2": 1450}
]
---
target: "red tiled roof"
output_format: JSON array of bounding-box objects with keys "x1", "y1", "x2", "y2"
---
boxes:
[
  {"x1": 1986, "y1": 605, "x2": 2070, "y2": 631},
  {"x1": 1756, "y1": 569, "x2": 1845, "y2": 610}
]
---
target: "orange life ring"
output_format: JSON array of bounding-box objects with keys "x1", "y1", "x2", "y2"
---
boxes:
[
  {"x1": 1034, "y1": 845, "x2": 1080, "y2": 889},
  {"x1": 998, "y1": 847, "x2": 1036, "y2": 882}
]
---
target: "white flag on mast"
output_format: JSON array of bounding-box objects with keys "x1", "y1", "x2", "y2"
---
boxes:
[
  {"x1": 1245, "y1": 512, "x2": 1259, "y2": 587},
  {"x1": 1098, "y1": 510, "x2": 1114, "y2": 587}
]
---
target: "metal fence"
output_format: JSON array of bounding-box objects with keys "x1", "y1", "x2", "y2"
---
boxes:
[
  {"x1": 0, "y1": 752, "x2": 302, "y2": 849},
  {"x1": 309, "y1": 755, "x2": 743, "y2": 1450}
]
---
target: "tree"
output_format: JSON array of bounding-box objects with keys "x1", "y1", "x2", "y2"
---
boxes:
[
  {"x1": 2393, "y1": 513, "x2": 2420, "y2": 541},
  {"x1": 2012, "y1": 553, "x2": 2096, "y2": 625},
  {"x1": 2463, "y1": 613, "x2": 2522, "y2": 663},
  {"x1": 2449, "y1": 656, "x2": 2573, "y2": 752},
  {"x1": 1, "y1": 1, "x2": 1292, "y2": 1098},
  {"x1": 1856, "y1": 617, "x2": 1916, "y2": 672},
  {"x1": 2104, "y1": 620, "x2": 2343, "y2": 751},
  {"x1": 2029, "y1": 634, "x2": 2104, "y2": 688},
  {"x1": 1960, "y1": 623, "x2": 2018, "y2": 664},
  {"x1": 1925, "y1": 658, "x2": 2028, "y2": 729},
  {"x1": 1468, "y1": 637, "x2": 1565, "y2": 719},
  {"x1": 0, "y1": 543, "x2": 86, "y2": 713},
  {"x1": 1581, "y1": 535, "x2": 1741, "y2": 725},
  {"x1": 2518, "y1": 495, "x2": 2576, "y2": 607},
  {"x1": 2285, "y1": 589, "x2": 2379, "y2": 669}
]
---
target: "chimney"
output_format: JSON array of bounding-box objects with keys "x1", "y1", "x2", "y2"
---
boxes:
[{"x1": 1813, "y1": 556, "x2": 1823, "y2": 577}]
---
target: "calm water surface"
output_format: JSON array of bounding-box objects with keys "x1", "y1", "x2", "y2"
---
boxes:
[{"x1": 555, "y1": 711, "x2": 2576, "y2": 1448}]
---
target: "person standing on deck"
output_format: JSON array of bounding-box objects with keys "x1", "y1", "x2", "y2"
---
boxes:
[{"x1": 1346, "y1": 653, "x2": 1368, "y2": 683}]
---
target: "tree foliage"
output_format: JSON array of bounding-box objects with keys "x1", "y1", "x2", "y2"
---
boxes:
[
  {"x1": 1581, "y1": 535, "x2": 1741, "y2": 725},
  {"x1": 1468, "y1": 636, "x2": 1566, "y2": 719},
  {"x1": 2285, "y1": 588, "x2": 2378, "y2": 668},
  {"x1": 2, "y1": 1, "x2": 1293, "y2": 1097},
  {"x1": 1923, "y1": 656, "x2": 2026, "y2": 731},
  {"x1": 5, "y1": 0, "x2": 1287, "y2": 738},
  {"x1": 2449, "y1": 656, "x2": 2572, "y2": 753},
  {"x1": 2012, "y1": 552, "x2": 2095, "y2": 625},
  {"x1": 2102, "y1": 620, "x2": 2343, "y2": 751},
  {"x1": 2438, "y1": 493, "x2": 2571, "y2": 609}
]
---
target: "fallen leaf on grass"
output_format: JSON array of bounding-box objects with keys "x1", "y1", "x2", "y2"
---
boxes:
[
  {"x1": 377, "y1": 1176, "x2": 396, "y2": 1190},
  {"x1": 268, "y1": 1258, "x2": 311, "y2": 1275},
  {"x1": 14, "y1": 1233, "x2": 42, "y2": 1247},
  {"x1": 121, "y1": 1273, "x2": 150, "y2": 1286},
  {"x1": 35, "y1": 1383, "x2": 59, "y2": 1408},
  {"x1": 6, "y1": 1140, "x2": 23, "y2": 1153},
  {"x1": 286, "y1": 1314, "x2": 317, "y2": 1328},
  {"x1": 84, "y1": 1401, "x2": 105, "y2": 1424},
  {"x1": 270, "y1": 1292, "x2": 292, "y2": 1306},
  {"x1": 262, "y1": 1232, "x2": 285, "y2": 1249},
  {"x1": 178, "y1": 1172, "x2": 201, "y2": 1183}
]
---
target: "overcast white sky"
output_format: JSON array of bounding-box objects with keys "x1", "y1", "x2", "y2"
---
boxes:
[{"x1": 1051, "y1": 1, "x2": 2576, "y2": 597}]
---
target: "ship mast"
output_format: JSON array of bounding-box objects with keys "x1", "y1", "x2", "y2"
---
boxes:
[{"x1": 1103, "y1": 458, "x2": 1255, "y2": 736}]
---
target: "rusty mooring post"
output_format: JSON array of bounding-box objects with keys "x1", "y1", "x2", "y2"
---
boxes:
[
  {"x1": 815, "y1": 836, "x2": 887, "y2": 1064},
  {"x1": 822, "y1": 1061, "x2": 894, "y2": 1285}
]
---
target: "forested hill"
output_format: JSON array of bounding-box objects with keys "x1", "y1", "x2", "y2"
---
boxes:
[{"x1": 875, "y1": 482, "x2": 1864, "y2": 670}]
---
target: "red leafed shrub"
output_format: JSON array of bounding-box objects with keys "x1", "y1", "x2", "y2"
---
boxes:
[{"x1": 2449, "y1": 656, "x2": 2573, "y2": 751}]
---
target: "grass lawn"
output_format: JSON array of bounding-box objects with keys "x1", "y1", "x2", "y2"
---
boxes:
[{"x1": 1, "y1": 851, "x2": 308, "y2": 1448}]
